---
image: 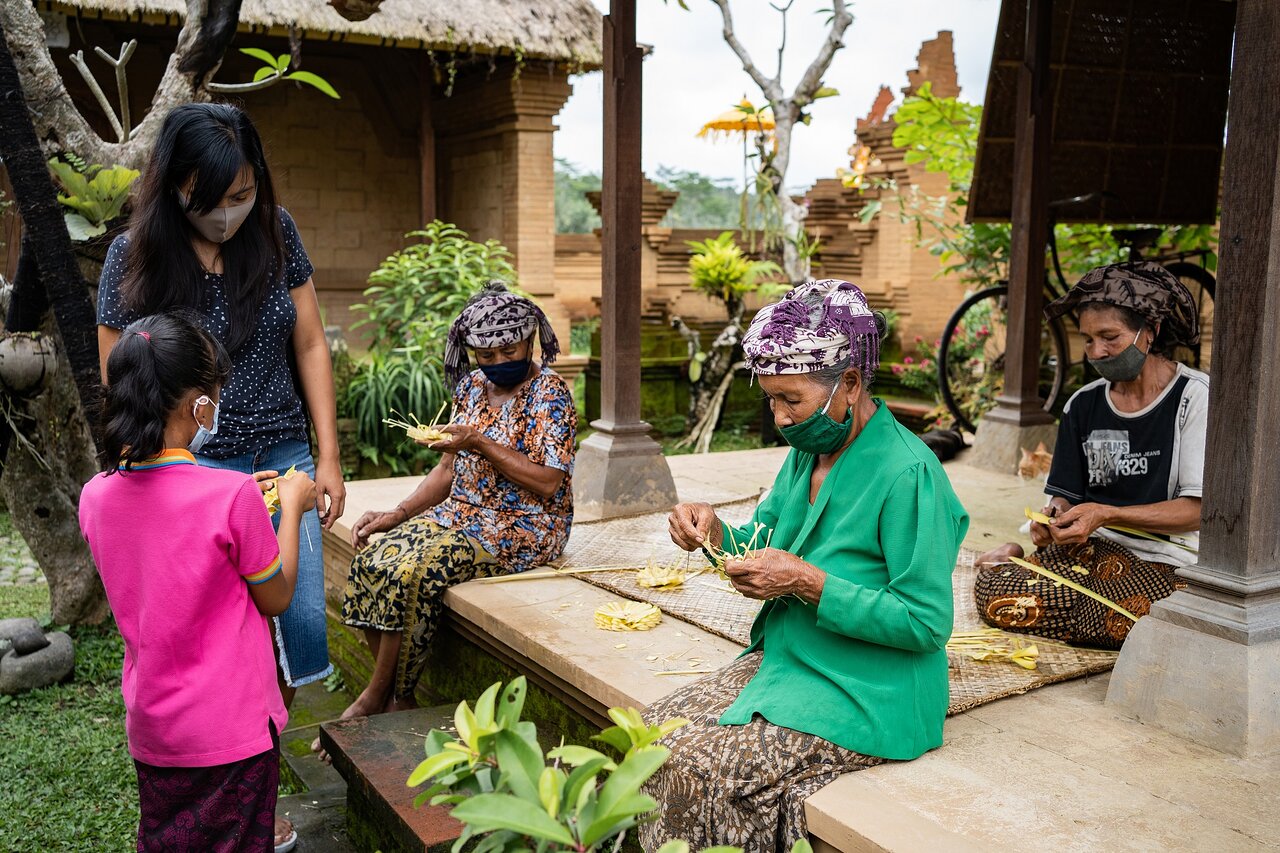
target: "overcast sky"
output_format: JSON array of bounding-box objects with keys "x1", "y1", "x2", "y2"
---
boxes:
[{"x1": 554, "y1": 0, "x2": 1002, "y2": 189}]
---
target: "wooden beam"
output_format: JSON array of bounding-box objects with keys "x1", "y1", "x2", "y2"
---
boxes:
[
  {"x1": 596, "y1": 0, "x2": 643, "y2": 428},
  {"x1": 419, "y1": 54, "x2": 436, "y2": 226},
  {"x1": 987, "y1": 0, "x2": 1055, "y2": 428},
  {"x1": 1188, "y1": 0, "x2": 1280, "y2": 605},
  {"x1": 571, "y1": 0, "x2": 676, "y2": 519}
]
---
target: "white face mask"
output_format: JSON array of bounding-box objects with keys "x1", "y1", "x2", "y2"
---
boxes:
[
  {"x1": 188, "y1": 394, "x2": 220, "y2": 454},
  {"x1": 177, "y1": 191, "x2": 256, "y2": 243}
]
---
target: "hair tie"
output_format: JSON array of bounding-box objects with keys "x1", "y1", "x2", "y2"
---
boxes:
[{"x1": 137, "y1": 331, "x2": 151, "y2": 342}]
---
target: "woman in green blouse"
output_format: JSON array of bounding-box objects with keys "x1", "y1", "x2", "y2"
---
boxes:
[{"x1": 640, "y1": 279, "x2": 969, "y2": 853}]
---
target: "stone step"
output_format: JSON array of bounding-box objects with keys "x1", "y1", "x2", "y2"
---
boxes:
[{"x1": 320, "y1": 707, "x2": 463, "y2": 853}]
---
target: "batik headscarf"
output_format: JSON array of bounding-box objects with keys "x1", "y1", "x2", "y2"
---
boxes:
[
  {"x1": 445, "y1": 282, "x2": 561, "y2": 386},
  {"x1": 741, "y1": 279, "x2": 881, "y2": 378},
  {"x1": 1045, "y1": 261, "x2": 1200, "y2": 346}
]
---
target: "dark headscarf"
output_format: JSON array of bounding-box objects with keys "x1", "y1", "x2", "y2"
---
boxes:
[
  {"x1": 1045, "y1": 261, "x2": 1200, "y2": 347},
  {"x1": 444, "y1": 282, "x2": 560, "y2": 387}
]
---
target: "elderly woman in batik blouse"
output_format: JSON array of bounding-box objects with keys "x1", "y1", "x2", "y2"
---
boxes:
[
  {"x1": 643, "y1": 279, "x2": 970, "y2": 852},
  {"x1": 337, "y1": 282, "x2": 575, "y2": 720}
]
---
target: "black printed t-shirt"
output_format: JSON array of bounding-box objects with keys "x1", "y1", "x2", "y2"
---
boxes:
[
  {"x1": 1045, "y1": 363, "x2": 1208, "y2": 564},
  {"x1": 97, "y1": 207, "x2": 315, "y2": 459}
]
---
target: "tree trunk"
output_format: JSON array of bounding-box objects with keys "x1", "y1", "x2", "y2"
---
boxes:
[
  {"x1": 771, "y1": 109, "x2": 810, "y2": 283},
  {"x1": 0, "y1": 321, "x2": 106, "y2": 625},
  {"x1": 0, "y1": 17, "x2": 103, "y2": 441}
]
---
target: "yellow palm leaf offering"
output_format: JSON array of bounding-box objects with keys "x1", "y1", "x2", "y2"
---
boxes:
[
  {"x1": 262, "y1": 465, "x2": 298, "y2": 516},
  {"x1": 947, "y1": 629, "x2": 1040, "y2": 670},
  {"x1": 635, "y1": 559, "x2": 689, "y2": 590},
  {"x1": 594, "y1": 601, "x2": 662, "y2": 632},
  {"x1": 383, "y1": 401, "x2": 451, "y2": 444},
  {"x1": 704, "y1": 521, "x2": 771, "y2": 581},
  {"x1": 1024, "y1": 507, "x2": 1053, "y2": 525}
]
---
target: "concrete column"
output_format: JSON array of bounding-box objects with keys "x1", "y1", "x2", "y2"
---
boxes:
[{"x1": 1106, "y1": 0, "x2": 1280, "y2": 757}]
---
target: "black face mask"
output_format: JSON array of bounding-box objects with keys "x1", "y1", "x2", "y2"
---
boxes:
[{"x1": 480, "y1": 359, "x2": 531, "y2": 388}]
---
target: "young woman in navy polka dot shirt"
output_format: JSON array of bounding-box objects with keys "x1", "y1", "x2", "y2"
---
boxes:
[{"x1": 97, "y1": 103, "x2": 343, "y2": 852}]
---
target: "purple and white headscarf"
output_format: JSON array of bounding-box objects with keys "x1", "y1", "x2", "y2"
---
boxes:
[
  {"x1": 445, "y1": 282, "x2": 560, "y2": 386},
  {"x1": 741, "y1": 279, "x2": 880, "y2": 377}
]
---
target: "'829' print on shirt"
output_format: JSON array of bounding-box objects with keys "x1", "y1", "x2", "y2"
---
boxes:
[{"x1": 1084, "y1": 429, "x2": 1156, "y2": 486}]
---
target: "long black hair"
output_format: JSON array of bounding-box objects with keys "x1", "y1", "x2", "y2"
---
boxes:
[
  {"x1": 102, "y1": 313, "x2": 231, "y2": 472},
  {"x1": 121, "y1": 103, "x2": 285, "y2": 353}
]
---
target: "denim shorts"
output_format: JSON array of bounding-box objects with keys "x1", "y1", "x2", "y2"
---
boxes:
[{"x1": 199, "y1": 439, "x2": 332, "y2": 687}]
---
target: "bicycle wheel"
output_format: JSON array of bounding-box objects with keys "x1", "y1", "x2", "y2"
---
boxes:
[
  {"x1": 937, "y1": 285, "x2": 1071, "y2": 434},
  {"x1": 1162, "y1": 261, "x2": 1215, "y2": 370}
]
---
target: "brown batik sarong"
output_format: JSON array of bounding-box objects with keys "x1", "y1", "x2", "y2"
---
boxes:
[
  {"x1": 342, "y1": 518, "x2": 504, "y2": 696},
  {"x1": 638, "y1": 652, "x2": 884, "y2": 853},
  {"x1": 974, "y1": 538, "x2": 1185, "y2": 649}
]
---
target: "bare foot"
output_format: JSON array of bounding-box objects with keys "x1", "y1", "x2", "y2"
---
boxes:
[
  {"x1": 274, "y1": 816, "x2": 296, "y2": 851},
  {"x1": 976, "y1": 542, "x2": 1024, "y2": 570}
]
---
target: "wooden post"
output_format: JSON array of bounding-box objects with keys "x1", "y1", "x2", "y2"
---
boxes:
[
  {"x1": 968, "y1": 0, "x2": 1058, "y2": 472},
  {"x1": 572, "y1": 0, "x2": 677, "y2": 519},
  {"x1": 1106, "y1": 0, "x2": 1280, "y2": 756},
  {"x1": 419, "y1": 55, "x2": 436, "y2": 226}
]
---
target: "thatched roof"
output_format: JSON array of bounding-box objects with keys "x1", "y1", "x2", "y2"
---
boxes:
[{"x1": 41, "y1": 0, "x2": 603, "y2": 66}]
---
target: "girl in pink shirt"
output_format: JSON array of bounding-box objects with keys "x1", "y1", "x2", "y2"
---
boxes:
[{"x1": 80, "y1": 313, "x2": 315, "y2": 853}]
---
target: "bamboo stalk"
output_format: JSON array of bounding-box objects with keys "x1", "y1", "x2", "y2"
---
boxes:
[
  {"x1": 1008, "y1": 556, "x2": 1139, "y2": 621},
  {"x1": 1105, "y1": 525, "x2": 1198, "y2": 554},
  {"x1": 475, "y1": 565, "x2": 643, "y2": 583}
]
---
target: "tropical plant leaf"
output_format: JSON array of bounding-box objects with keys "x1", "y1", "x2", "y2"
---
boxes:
[
  {"x1": 493, "y1": 730, "x2": 543, "y2": 802},
  {"x1": 407, "y1": 750, "x2": 469, "y2": 787},
  {"x1": 286, "y1": 70, "x2": 341, "y2": 99},
  {"x1": 239, "y1": 47, "x2": 278, "y2": 66},
  {"x1": 448, "y1": 794, "x2": 576, "y2": 845},
  {"x1": 496, "y1": 677, "x2": 526, "y2": 728},
  {"x1": 253, "y1": 66, "x2": 280, "y2": 83},
  {"x1": 64, "y1": 212, "x2": 105, "y2": 241}
]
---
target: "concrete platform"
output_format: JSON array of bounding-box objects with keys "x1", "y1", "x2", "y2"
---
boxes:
[{"x1": 322, "y1": 447, "x2": 1278, "y2": 852}]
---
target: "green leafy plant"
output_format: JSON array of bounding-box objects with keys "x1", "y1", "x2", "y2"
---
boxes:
[
  {"x1": 352, "y1": 221, "x2": 519, "y2": 352},
  {"x1": 344, "y1": 347, "x2": 450, "y2": 475},
  {"x1": 408, "y1": 677, "x2": 815, "y2": 853},
  {"x1": 678, "y1": 232, "x2": 784, "y2": 451},
  {"x1": 237, "y1": 48, "x2": 340, "y2": 98},
  {"x1": 47, "y1": 157, "x2": 139, "y2": 240},
  {"x1": 686, "y1": 232, "x2": 783, "y2": 318}
]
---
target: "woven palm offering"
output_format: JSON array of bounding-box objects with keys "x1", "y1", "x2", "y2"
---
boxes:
[
  {"x1": 383, "y1": 402, "x2": 451, "y2": 443},
  {"x1": 261, "y1": 465, "x2": 298, "y2": 516},
  {"x1": 635, "y1": 560, "x2": 689, "y2": 590},
  {"x1": 594, "y1": 601, "x2": 662, "y2": 631}
]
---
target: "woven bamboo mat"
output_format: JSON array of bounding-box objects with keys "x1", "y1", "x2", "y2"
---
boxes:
[{"x1": 548, "y1": 500, "x2": 1118, "y2": 715}]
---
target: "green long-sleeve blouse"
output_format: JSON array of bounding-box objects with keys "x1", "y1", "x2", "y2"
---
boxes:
[{"x1": 717, "y1": 401, "x2": 969, "y2": 760}]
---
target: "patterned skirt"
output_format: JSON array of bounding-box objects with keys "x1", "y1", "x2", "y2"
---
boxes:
[
  {"x1": 341, "y1": 518, "x2": 504, "y2": 696},
  {"x1": 974, "y1": 538, "x2": 1185, "y2": 649},
  {"x1": 638, "y1": 652, "x2": 884, "y2": 853},
  {"x1": 134, "y1": 730, "x2": 278, "y2": 852}
]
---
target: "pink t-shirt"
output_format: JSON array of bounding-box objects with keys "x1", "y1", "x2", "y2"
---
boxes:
[{"x1": 79, "y1": 450, "x2": 287, "y2": 767}]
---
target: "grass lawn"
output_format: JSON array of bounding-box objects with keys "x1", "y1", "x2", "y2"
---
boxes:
[{"x1": 0, "y1": 584, "x2": 137, "y2": 851}]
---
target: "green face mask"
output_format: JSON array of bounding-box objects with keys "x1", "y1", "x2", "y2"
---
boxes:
[{"x1": 779, "y1": 380, "x2": 851, "y2": 455}]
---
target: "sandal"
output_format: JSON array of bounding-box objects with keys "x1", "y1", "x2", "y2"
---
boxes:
[{"x1": 274, "y1": 817, "x2": 298, "y2": 853}]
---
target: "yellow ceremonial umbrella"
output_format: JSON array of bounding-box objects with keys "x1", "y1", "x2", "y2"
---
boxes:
[{"x1": 696, "y1": 98, "x2": 776, "y2": 142}]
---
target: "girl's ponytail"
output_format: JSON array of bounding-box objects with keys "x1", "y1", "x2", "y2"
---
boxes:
[{"x1": 101, "y1": 313, "x2": 230, "y2": 471}]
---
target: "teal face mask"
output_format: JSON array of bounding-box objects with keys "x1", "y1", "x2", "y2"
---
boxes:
[{"x1": 779, "y1": 380, "x2": 851, "y2": 455}]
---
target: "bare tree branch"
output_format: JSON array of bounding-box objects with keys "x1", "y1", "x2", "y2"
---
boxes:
[
  {"x1": 68, "y1": 50, "x2": 124, "y2": 141},
  {"x1": 95, "y1": 40, "x2": 137, "y2": 141},
  {"x1": 709, "y1": 0, "x2": 783, "y2": 102},
  {"x1": 207, "y1": 70, "x2": 285, "y2": 94},
  {"x1": 792, "y1": 0, "x2": 851, "y2": 104},
  {"x1": 771, "y1": 0, "x2": 796, "y2": 85}
]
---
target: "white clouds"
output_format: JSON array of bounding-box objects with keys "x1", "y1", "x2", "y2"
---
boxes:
[{"x1": 554, "y1": 0, "x2": 1001, "y2": 187}]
